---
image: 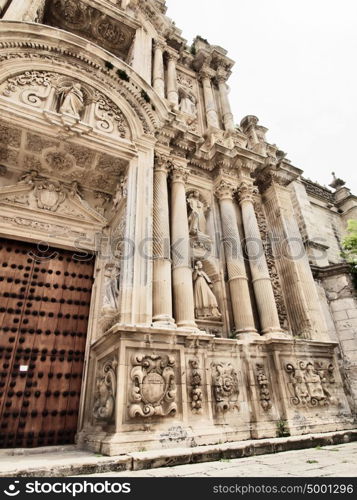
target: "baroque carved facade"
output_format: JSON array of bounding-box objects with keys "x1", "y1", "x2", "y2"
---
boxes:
[{"x1": 0, "y1": 0, "x2": 355, "y2": 455}]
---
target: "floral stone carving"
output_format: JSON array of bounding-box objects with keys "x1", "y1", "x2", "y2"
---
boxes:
[
  {"x1": 256, "y1": 364, "x2": 272, "y2": 411},
  {"x1": 285, "y1": 360, "x2": 337, "y2": 407},
  {"x1": 211, "y1": 362, "x2": 240, "y2": 414},
  {"x1": 189, "y1": 360, "x2": 203, "y2": 414},
  {"x1": 129, "y1": 354, "x2": 177, "y2": 418},
  {"x1": 93, "y1": 358, "x2": 117, "y2": 423}
]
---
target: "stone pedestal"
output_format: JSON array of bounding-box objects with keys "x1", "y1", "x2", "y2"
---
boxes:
[{"x1": 79, "y1": 326, "x2": 353, "y2": 456}]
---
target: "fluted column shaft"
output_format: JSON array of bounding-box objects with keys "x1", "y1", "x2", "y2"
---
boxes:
[
  {"x1": 217, "y1": 75, "x2": 234, "y2": 131},
  {"x1": 167, "y1": 52, "x2": 179, "y2": 106},
  {"x1": 170, "y1": 165, "x2": 197, "y2": 329},
  {"x1": 153, "y1": 41, "x2": 165, "y2": 98},
  {"x1": 152, "y1": 154, "x2": 175, "y2": 327},
  {"x1": 200, "y1": 69, "x2": 220, "y2": 129},
  {"x1": 237, "y1": 182, "x2": 281, "y2": 334},
  {"x1": 215, "y1": 180, "x2": 256, "y2": 335}
]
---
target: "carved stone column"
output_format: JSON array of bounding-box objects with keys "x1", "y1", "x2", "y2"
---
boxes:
[
  {"x1": 200, "y1": 66, "x2": 220, "y2": 129},
  {"x1": 166, "y1": 50, "x2": 179, "y2": 106},
  {"x1": 237, "y1": 181, "x2": 282, "y2": 335},
  {"x1": 3, "y1": 0, "x2": 45, "y2": 21},
  {"x1": 152, "y1": 153, "x2": 175, "y2": 327},
  {"x1": 217, "y1": 69, "x2": 234, "y2": 131},
  {"x1": 215, "y1": 180, "x2": 257, "y2": 336},
  {"x1": 258, "y1": 167, "x2": 329, "y2": 341},
  {"x1": 153, "y1": 40, "x2": 166, "y2": 98},
  {"x1": 170, "y1": 163, "x2": 197, "y2": 330}
]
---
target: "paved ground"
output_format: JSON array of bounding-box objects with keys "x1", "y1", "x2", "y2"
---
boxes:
[{"x1": 85, "y1": 442, "x2": 357, "y2": 477}]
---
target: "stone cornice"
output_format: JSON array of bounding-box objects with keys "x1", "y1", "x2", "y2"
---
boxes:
[
  {"x1": 302, "y1": 178, "x2": 334, "y2": 204},
  {"x1": 311, "y1": 263, "x2": 352, "y2": 280}
]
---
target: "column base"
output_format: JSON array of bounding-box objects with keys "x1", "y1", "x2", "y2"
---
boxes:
[
  {"x1": 152, "y1": 315, "x2": 177, "y2": 329},
  {"x1": 262, "y1": 330, "x2": 291, "y2": 341},
  {"x1": 234, "y1": 331, "x2": 261, "y2": 341},
  {"x1": 176, "y1": 320, "x2": 202, "y2": 333}
]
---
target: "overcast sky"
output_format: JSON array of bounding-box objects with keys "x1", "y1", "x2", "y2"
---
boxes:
[{"x1": 166, "y1": 0, "x2": 357, "y2": 194}]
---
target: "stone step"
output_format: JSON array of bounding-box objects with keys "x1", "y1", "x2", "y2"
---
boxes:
[{"x1": 0, "y1": 429, "x2": 356, "y2": 477}]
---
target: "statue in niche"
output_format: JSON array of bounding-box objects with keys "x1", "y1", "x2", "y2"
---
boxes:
[
  {"x1": 58, "y1": 82, "x2": 84, "y2": 118},
  {"x1": 102, "y1": 263, "x2": 120, "y2": 314},
  {"x1": 179, "y1": 88, "x2": 197, "y2": 116},
  {"x1": 193, "y1": 261, "x2": 221, "y2": 320},
  {"x1": 187, "y1": 190, "x2": 210, "y2": 237}
]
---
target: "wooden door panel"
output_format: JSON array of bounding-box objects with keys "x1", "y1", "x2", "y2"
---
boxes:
[{"x1": 0, "y1": 238, "x2": 94, "y2": 448}]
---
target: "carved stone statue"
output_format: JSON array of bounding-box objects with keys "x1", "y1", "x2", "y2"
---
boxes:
[
  {"x1": 59, "y1": 82, "x2": 84, "y2": 118},
  {"x1": 187, "y1": 190, "x2": 210, "y2": 236},
  {"x1": 102, "y1": 264, "x2": 120, "y2": 314},
  {"x1": 193, "y1": 261, "x2": 221, "y2": 319},
  {"x1": 179, "y1": 88, "x2": 197, "y2": 116}
]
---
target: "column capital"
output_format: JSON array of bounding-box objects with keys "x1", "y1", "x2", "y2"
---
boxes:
[
  {"x1": 255, "y1": 165, "x2": 299, "y2": 194},
  {"x1": 153, "y1": 39, "x2": 166, "y2": 51},
  {"x1": 216, "y1": 67, "x2": 229, "y2": 84},
  {"x1": 154, "y1": 152, "x2": 171, "y2": 173},
  {"x1": 214, "y1": 179, "x2": 236, "y2": 200},
  {"x1": 236, "y1": 180, "x2": 259, "y2": 204},
  {"x1": 170, "y1": 163, "x2": 190, "y2": 183},
  {"x1": 199, "y1": 65, "x2": 216, "y2": 81},
  {"x1": 166, "y1": 49, "x2": 180, "y2": 62}
]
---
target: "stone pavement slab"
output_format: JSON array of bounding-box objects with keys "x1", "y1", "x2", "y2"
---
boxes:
[
  {"x1": 0, "y1": 430, "x2": 356, "y2": 477},
  {"x1": 85, "y1": 442, "x2": 357, "y2": 477}
]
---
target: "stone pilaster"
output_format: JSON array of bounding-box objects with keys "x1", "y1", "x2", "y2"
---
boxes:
[
  {"x1": 3, "y1": 0, "x2": 45, "y2": 21},
  {"x1": 217, "y1": 69, "x2": 234, "y2": 131},
  {"x1": 200, "y1": 66, "x2": 220, "y2": 129},
  {"x1": 152, "y1": 153, "x2": 175, "y2": 327},
  {"x1": 258, "y1": 168, "x2": 329, "y2": 341},
  {"x1": 166, "y1": 50, "x2": 179, "y2": 106},
  {"x1": 170, "y1": 163, "x2": 197, "y2": 330},
  {"x1": 237, "y1": 180, "x2": 282, "y2": 335},
  {"x1": 215, "y1": 179, "x2": 257, "y2": 336},
  {"x1": 153, "y1": 40, "x2": 166, "y2": 98}
]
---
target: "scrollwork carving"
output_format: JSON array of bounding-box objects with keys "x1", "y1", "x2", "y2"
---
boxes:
[
  {"x1": 129, "y1": 354, "x2": 177, "y2": 418},
  {"x1": 189, "y1": 360, "x2": 203, "y2": 414},
  {"x1": 256, "y1": 364, "x2": 272, "y2": 411},
  {"x1": 211, "y1": 362, "x2": 239, "y2": 414},
  {"x1": 285, "y1": 360, "x2": 337, "y2": 407},
  {"x1": 93, "y1": 358, "x2": 118, "y2": 423}
]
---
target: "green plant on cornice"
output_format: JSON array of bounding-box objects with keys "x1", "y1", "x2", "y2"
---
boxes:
[
  {"x1": 341, "y1": 219, "x2": 357, "y2": 290},
  {"x1": 276, "y1": 419, "x2": 290, "y2": 438},
  {"x1": 117, "y1": 69, "x2": 130, "y2": 82},
  {"x1": 190, "y1": 45, "x2": 197, "y2": 56}
]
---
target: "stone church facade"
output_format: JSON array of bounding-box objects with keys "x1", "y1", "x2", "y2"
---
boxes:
[{"x1": 0, "y1": 0, "x2": 355, "y2": 455}]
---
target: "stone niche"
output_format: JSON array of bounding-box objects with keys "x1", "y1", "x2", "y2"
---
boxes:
[{"x1": 78, "y1": 327, "x2": 354, "y2": 456}]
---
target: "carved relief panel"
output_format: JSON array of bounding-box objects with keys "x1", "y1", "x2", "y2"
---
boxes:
[
  {"x1": 285, "y1": 360, "x2": 337, "y2": 408},
  {"x1": 1, "y1": 71, "x2": 131, "y2": 141},
  {"x1": 128, "y1": 353, "x2": 178, "y2": 419},
  {"x1": 211, "y1": 361, "x2": 240, "y2": 415},
  {"x1": 93, "y1": 357, "x2": 118, "y2": 425},
  {"x1": 45, "y1": 0, "x2": 136, "y2": 61}
]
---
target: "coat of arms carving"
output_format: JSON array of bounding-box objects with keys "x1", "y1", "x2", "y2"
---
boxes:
[{"x1": 129, "y1": 353, "x2": 177, "y2": 418}]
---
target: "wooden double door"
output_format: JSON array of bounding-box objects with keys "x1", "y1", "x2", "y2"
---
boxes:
[{"x1": 0, "y1": 238, "x2": 94, "y2": 448}]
